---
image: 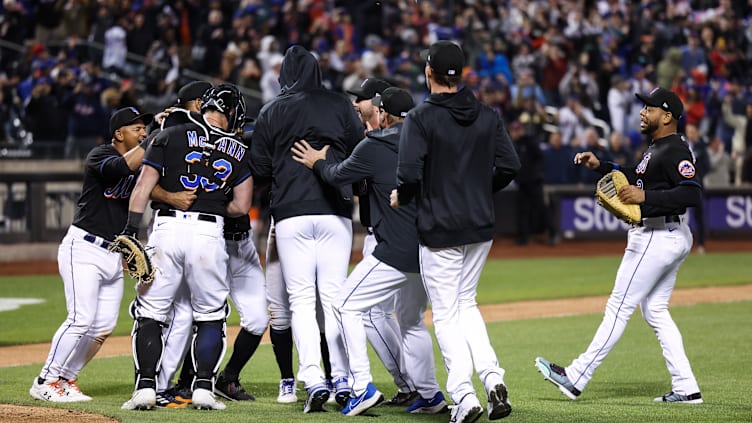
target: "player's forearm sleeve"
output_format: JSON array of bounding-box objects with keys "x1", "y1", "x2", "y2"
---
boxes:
[{"x1": 643, "y1": 184, "x2": 702, "y2": 214}]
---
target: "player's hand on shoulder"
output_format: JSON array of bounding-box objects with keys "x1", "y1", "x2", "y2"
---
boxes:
[
  {"x1": 154, "y1": 108, "x2": 175, "y2": 126},
  {"x1": 574, "y1": 151, "x2": 600, "y2": 169},
  {"x1": 291, "y1": 139, "x2": 328, "y2": 169}
]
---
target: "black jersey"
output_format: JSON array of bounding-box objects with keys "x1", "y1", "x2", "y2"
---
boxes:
[
  {"x1": 144, "y1": 112, "x2": 251, "y2": 217},
  {"x1": 608, "y1": 133, "x2": 702, "y2": 217},
  {"x1": 72, "y1": 144, "x2": 138, "y2": 240}
]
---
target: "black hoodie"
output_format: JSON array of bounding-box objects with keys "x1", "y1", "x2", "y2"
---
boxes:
[
  {"x1": 251, "y1": 45, "x2": 363, "y2": 222},
  {"x1": 396, "y1": 87, "x2": 520, "y2": 248},
  {"x1": 313, "y1": 123, "x2": 419, "y2": 273}
]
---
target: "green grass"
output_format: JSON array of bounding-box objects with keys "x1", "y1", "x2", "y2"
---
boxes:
[
  {"x1": 1, "y1": 301, "x2": 750, "y2": 422},
  {"x1": 2, "y1": 252, "x2": 750, "y2": 345}
]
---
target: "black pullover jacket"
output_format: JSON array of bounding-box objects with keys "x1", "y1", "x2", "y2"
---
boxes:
[
  {"x1": 396, "y1": 87, "x2": 520, "y2": 248},
  {"x1": 251, "y1": 45, "x2": 363, "y2": 222}
]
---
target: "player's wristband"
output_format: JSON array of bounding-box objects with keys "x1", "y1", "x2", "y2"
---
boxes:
[{"x1": 124, "y1": 211, "x2": 143, "y2": 235}]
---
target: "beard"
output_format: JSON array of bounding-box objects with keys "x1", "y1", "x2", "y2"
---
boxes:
[{"x1": 640, "y1": 118, "x2": 658, "y2": 136}]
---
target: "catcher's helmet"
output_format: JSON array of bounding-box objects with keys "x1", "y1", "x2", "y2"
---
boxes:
[{"x1": 200, "y1": 84, "x2": 246, "y2": 133}]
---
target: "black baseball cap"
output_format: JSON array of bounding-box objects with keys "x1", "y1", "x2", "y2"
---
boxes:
[
  {"x1": 109, "y1": 107, "x2": 153, "y2": 136},
  {"x1": 420, "y1": 41, "x2": 464, "y2": 76},
  {"x1": 372, "y1": 87, "x2": 414, "y2": 118},
  {"x1": 177, "y1": 81, "x2": 212, "y2": 105},
  {"x1": 347, "y1": 78, "x2": 391, "y2": 102},
  {"x1": 635, "y1": 87, "x2": 683, "y2": 120}
]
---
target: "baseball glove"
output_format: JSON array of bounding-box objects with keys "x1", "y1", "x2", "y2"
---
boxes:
[
  {"x1": 108, "y1": 235, "x2": 155, "y2": 285},
  {"x1": 595, "y1": 170, "x2": 642, "y2": 225}
]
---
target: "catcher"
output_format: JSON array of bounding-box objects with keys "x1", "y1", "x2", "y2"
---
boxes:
[
  {"x1": 535, "y1": 87, "x2": 703, "y2": 404},
  {"x1": 120, "y1": 84, "x2": 253, "y2": 411}
]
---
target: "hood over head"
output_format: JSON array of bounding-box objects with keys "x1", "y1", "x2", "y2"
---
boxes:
[{"x1": 279, "y1": 45, "x2": 322, "y2": 94}]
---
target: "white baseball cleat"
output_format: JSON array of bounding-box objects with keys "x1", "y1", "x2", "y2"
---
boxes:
[
  {"x1": 29, "y1": 378, "x2": 74, "y2": 402},
  {"x1": 61, "y1": 378, "x2": 92, "y2": 402},
  {"x1": 192, "y1": 388, "x2": 227, "y2": 410},
  {"x1": 121, "y1": 388, "x2": 157, "y2": 410},
  {"x1": 277, "y1": 378, "x2": 298, "y2": 403},
  {"x1": 449, "y1": 394, "x2": 483, "y2": 423}
]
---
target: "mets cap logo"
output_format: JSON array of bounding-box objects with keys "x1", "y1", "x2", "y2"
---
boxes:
[{"x1": 677, "y1": 160, "x2": 696, "y2": 178}]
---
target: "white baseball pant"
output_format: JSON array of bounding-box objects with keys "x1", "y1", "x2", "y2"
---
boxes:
[
  {"x1": 275, "y1": 215, "x2": 352, "y2": 389},
  {"x1": 361, "y1": 233, "x2": 412, "y2": 392},
  {"x1": 335, "y1": 253, "x2": 440, "y2": 398},
  {"x1": 157, "y1": 229, "x2": 268, "y2": 391},
  {"x1": 40, "y1": 225, "x2": 123, "y2": 382},
  {"x1": 566, "y1": 217, "x2": 701, "y2": 394},
  {"x1": 420, "y1": 240, "x2": 506, "y2": 404}
]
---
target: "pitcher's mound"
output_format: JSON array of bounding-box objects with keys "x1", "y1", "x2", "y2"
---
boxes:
[{"x1": 0, "y1": 404, "x2": 116, "y2": 422}]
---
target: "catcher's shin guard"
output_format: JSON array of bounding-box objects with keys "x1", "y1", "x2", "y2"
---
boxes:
[
  {"x1": 191, "y1": 320, "x2": 227, "y2": 391},
  {"x1": 132, "y1": 318, "x2": 165, "y2": 390}
]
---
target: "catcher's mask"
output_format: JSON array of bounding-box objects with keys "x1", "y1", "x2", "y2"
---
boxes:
[{"x1": 201, "y1": 84, "x2": 246, "y2": 133}]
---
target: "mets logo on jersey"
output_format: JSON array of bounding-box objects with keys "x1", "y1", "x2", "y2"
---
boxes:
[
  {"x1": 635, "y1": 152, "x2": 652, "y2": 174},
  {"x1": 677, "y1": 160, "x2": 696, "y2": 178}
]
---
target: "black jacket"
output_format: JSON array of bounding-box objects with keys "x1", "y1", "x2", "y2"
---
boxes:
[
  {"x1": 397, "y1": 87, "x2": 520, "y2": 248},
  {"x1": 250, "y1": 45, "x2": 363, "y2": 222},
  {"x1": 314, "y1": 124, "x2": 419, "y2": 273}
]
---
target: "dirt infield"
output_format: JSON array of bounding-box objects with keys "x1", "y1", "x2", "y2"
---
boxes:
[{"x1": 0, "y1": 404, "x2": 117, "y2": 422}]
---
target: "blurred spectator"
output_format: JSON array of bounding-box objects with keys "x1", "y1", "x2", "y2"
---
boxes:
[
  {"x1": 510, "y1": 42, "x2": 535, "y2": 80},
  {"x1": 680, "y1": 31, "x2": 708, "y2": 72},
  {"x1": 626, "y1": 65, "x2": 654, "y2": 135},
  {"x1": 575, "y1": 126, "x2": 613, "y2": 185},
  {"x1": 63, "y1": 73, "x2": 108, "y2": 159},
  {"x1": 257, "y1": 35, "x2": 282, "y2": 73},
  {"x1": 126, "y1": 11, "x2": 153, "y2": 76},
  {"x1": 34, "y1": 0, "x2": 63, "y2": 45},
  {"x1": 261, "y1": 54, "x2": 284, "y2": 103},
  {"x1": 511, "y1": 67, "x2": 545, "y2": 107},
  {"x1": 477, "y1": 37, "x2": 513, "y2": 85},
  {"x1": 721, "y1": 96, "x2": 752, "y2": 185},
  {"x1": 685, "y1": 123, "x2": 710, "y2": 254},
  {"x1": 24, "y1": 76, "x2": 67, "y2": 157},
  {"x1": 510, "y1": 121, "x2": 545, "y2": 246},
  {"x1": 543, "y1": 130, "x2": 574, "y2": 185},
  {"x1": 558, "y1": 56, "x2": 599, "y2": 111},
  {"x1": 607, "y1": 74, "x2": 632, "y2": 138},
  {"x1": 608, "y1": 131, "x2": 633, "y2": 168},
  {"x1": 556, "y1": 95, "x2": 596, "y2": 146},
  {"x1": 656, "y1": 47, "x2": 684, "y2": 90},
  {"x1": 196, "y1": 7, "x2": 229, "y2": 76},
  {"x1": 684, "y1": 86, "x2": 706, "y2": 128},
  {"x1": 60, "y1": 0, "x2": 90, "y2": 39},
  {"x1": 102, "y1": 14, "x2": 128, "y2": 77},
  {"x1": 705, "y1": 135, "x2": 733, "y2": 187},
  {"x1": 538, "y1": 41, "x2": 568, "y2": 107}
]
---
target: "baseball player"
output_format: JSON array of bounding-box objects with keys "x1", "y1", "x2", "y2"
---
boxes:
[
  {"x1": 535, "y1": 87, "x2": 703, "y2": 404},
  {"x1": 146, "y1": 80, "x2": 213, "y2": 408},
  {"x1": 30, "y1": 107, "x2": 152, "y2": 402},
  {"x1": 347, "y1": 78, "x2": 417, "y2": 405},
  {"x1": 292, "y1": 87, "x2": 448, "y2": 416},
  {"x1": 250, "y1": 45, "x2": 362, "y2": 413},
  {"x1": 263, "y1": 220, "x2": 298, "y2": 403},
  {"x1": 121, "y1": 84, "x2": 252, "y2": 411},
  {"x1": 392, "y1": 41, "x2": 520, "y2": 422},
  {"x1": 144, "y1": 81, "x2": 264, "y2": 407}
]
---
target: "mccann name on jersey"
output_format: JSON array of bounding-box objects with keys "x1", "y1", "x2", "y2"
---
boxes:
[{"x1": 186, "y1": 130, "x2": 246, "y2": 162}]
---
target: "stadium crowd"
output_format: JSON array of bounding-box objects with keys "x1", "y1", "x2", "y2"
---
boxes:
[{"x1": 1, "y1": 0, "x2": 751, "y2": 185}]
